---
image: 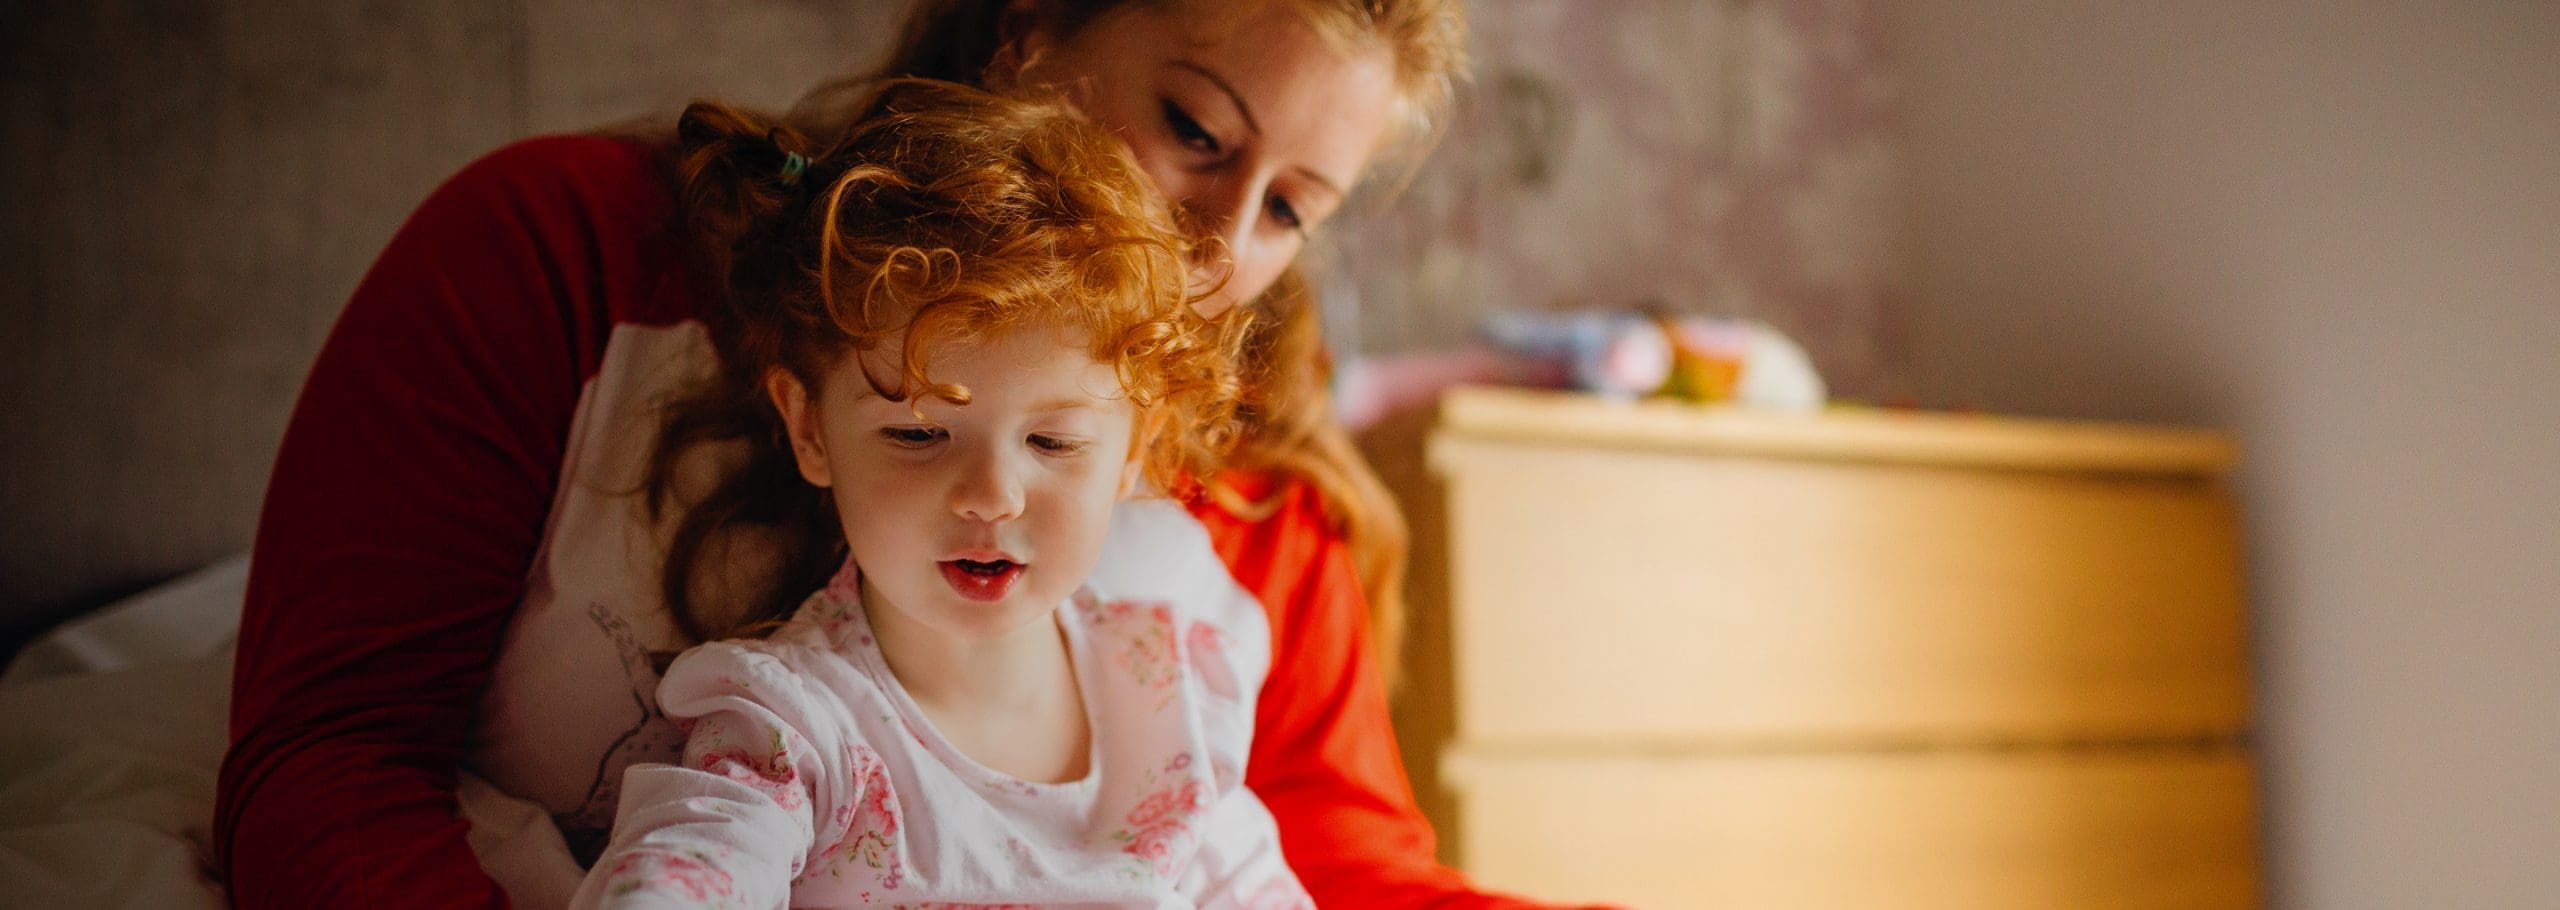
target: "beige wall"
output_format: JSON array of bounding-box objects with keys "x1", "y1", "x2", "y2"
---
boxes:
[
  {"x1": 1891, "y1": 3, "x2": 2560, "y2": 906},
  {"x1": 0, "y1": 1, "x2": 900, "y2": 640}
]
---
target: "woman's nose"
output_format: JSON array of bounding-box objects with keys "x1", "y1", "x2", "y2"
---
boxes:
[
  {"x1": 950, "y1": 450, "x2": 1025, "y2": 523},
  {"x1": 1176, "y1": 174, "x2": 1261, "y2": 286}
]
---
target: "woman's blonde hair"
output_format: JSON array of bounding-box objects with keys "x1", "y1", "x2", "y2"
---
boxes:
[
  {"x1": 848, "y1": 0, "x2": 1468, "y2": 686},
  {"x1": 873, "y1": 1, "x2": 1464, "y2": 161},
  {"x1": 650, "y1": 79, "x2": 1247, "y2": 643}
]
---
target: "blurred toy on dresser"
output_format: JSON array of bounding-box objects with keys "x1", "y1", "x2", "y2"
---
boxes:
[{"x1": 1335, "y1": 309, "x2": 1827, "y2": 431}]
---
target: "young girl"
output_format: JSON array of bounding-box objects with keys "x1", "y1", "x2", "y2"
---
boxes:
[{"x1": 567, "y1": 79, "x2": 1306, "y2": 908}]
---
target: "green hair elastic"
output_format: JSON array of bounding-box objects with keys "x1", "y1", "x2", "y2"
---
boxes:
[{"x1": 779, "y1": 151, "x2": 808, "y2": 185}]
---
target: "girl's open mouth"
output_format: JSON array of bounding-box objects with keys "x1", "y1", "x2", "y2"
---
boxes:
[{"x1": 939, "y1": 559, "x2": 1022, "y2": 602}]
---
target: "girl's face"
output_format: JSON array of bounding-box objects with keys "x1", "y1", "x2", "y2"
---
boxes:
[
  {"x1": 769, "y1": 324, "x2": 1137, "y2": 647},
  {"x1": 1021, "y1": 0, "x2": 1401, "y2": 315}
]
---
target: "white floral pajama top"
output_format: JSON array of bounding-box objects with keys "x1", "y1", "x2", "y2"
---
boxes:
[{"x1": 567, "y1": 560, "x2": 1313, "y2": 910}]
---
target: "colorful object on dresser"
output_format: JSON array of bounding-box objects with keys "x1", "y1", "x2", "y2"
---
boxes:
[{"x1": 1480, "y1": 310, "x2": 1827, "y2": 411}]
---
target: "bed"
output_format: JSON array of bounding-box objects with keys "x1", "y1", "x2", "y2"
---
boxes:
[{"x1": 0, "y1": 556, "x2": 245, "y2": 908}]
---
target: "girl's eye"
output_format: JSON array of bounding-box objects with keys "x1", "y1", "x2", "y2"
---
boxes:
[
  {"x1": 1162, "y1": 100, "x2": 1219, "y2": 155},
  {"x1": 880, "y1": 426, "x2": 946, "y2": 448},
  {"x1": 1028, "y1": 434, "x2": 1089, "y2": 456}
]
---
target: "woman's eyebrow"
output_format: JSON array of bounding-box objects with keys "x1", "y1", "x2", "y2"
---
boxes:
[
  {"x1": 1293, "y1": 165, "x2": 1346, "y2": 204},
  {"x1": 1174, "y1": 61, "x2": 1259, "y2": 136},
  {"x1": 1172, "y1": 60, "x2": 1349, "y2": 202}
]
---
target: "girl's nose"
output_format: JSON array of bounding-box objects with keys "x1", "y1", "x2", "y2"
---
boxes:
[{"x1": 950, "y1": 450, "x2": 1025, "y2": 523}]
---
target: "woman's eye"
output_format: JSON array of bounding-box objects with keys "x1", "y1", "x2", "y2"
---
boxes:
[
  {"x1": 1162, "y1": 100, "x2": 1220, "y2": 155},
  {"x1": 1266, "y1": 193, "x2": 1304, "y2": 232},
  {"x1": 1028, "y1": 434, "x2": 1089, "y2": 456},
  {"x1": 880, "y1": 426, "x2": 946, "y2": 448}
]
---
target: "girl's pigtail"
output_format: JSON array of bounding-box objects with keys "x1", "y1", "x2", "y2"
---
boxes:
[
  {"x1": 644, "y1": 102, "x2": 849, "y2": 646},
  {"x1": 675, "y1": 102, "x2": 824, "y2": 298}
]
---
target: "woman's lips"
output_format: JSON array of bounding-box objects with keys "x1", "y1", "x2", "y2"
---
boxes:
[{"x1": 939, "y1": 559, "x2": 1022, "y2": 603}]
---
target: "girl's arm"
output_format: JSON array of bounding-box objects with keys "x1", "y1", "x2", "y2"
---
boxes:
[
  {"x1": 572, "y1": 644, "x2": 833, "y2": 910},
  {"x1": 1200, "y1": 478, "x2": 1610, "y2": 910},
  {"x1": 215, "y1": 135, "x2": 678, "y2": 909}
]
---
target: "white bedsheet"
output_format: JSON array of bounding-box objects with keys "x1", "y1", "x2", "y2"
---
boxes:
[
  {"x1": 4, "y1": 555, "x2": 248, "y2": 686},
  {"x1": 0, "y1": 556, "x2": 603, "y2": 909},
  {"x1": 1, "y1": 557, "x2": 246, "y2": 908}
]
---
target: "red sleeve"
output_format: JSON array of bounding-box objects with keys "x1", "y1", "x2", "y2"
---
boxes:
[
  {"x1": 215, "y1": 136, "x2": 693, "y2": 909},
  {"x1": 1191, "y1": 475, "x2": 1604, "y2": 910}
]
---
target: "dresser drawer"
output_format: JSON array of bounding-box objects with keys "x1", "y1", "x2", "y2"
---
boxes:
[
  {"x1": 1443, "y1": 747, "x2": 2261, "y2": 910},
  {"x1": 1433, "y1": 436, "x2": 2249, "y2": 745}
]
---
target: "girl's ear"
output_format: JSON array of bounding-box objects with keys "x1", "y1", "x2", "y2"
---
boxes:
[{"x1": 765, "y1": 369, "x2": 833, "y2": 488}]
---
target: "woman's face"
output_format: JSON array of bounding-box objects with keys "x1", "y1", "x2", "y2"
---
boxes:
[{"x1": 1020, "y1": 0, "x2": 1400, "y2": 315}]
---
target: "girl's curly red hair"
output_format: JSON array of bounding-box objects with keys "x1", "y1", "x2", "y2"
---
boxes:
[{"x1": 651, "y1": 79, "x2": 1247, "y2": 643}]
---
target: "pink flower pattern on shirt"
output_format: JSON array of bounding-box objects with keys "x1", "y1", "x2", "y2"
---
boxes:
[
  {"x1": 579, "y1": 576, "x2": 1302, "y2": 908},
  {"x1": 825, "y1": 742, "x2": 905, "y2": 891},
  {"x1": 1113, "y1": 752, "x2": 1209, "y2": 878},
  {"x1": 1087, "y1": 599, "x2": 1183, "y2": 711},
  {"x1": 1183, "y1": 618, "x2": 1244, "y2": 702},
  {"x1": 1185, "y1": 620, "x2": 1226, "y2": 667},
  {"x1": 599, "y1": 849, "x2": 736, "y2": 904},
  {"x1": 695, "y1": 745, "x2": 805, "y2": 814}
]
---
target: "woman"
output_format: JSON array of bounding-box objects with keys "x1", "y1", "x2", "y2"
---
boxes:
[{"x1": 217, "y1": 1, "x2": 1566, "y2": 907}]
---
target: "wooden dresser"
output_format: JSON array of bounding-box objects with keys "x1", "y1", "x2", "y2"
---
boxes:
[{"x1": 1370, "y1": 387, "x2": 2260, "y2": 909}]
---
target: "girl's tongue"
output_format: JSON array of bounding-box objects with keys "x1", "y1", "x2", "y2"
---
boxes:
[{"x1": 939, "y1": 559, "x2": 1021, "y2": 602}]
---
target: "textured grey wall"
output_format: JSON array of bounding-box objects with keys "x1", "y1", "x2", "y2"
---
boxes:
[
  {"x1": 1329, "y1": 0, "x2": 1899, "y2": 390},
  {"x1": 1, "y1": 1, "x2": 901, "y2": 641}
]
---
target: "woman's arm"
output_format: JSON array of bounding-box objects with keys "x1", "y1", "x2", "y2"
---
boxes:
[
  {"x1": 216, "y1": 136, "x2": 678, "y2": 909},
  {"x1": 1197, "y1": 478, "x2": 1602, "y2": 910}
]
